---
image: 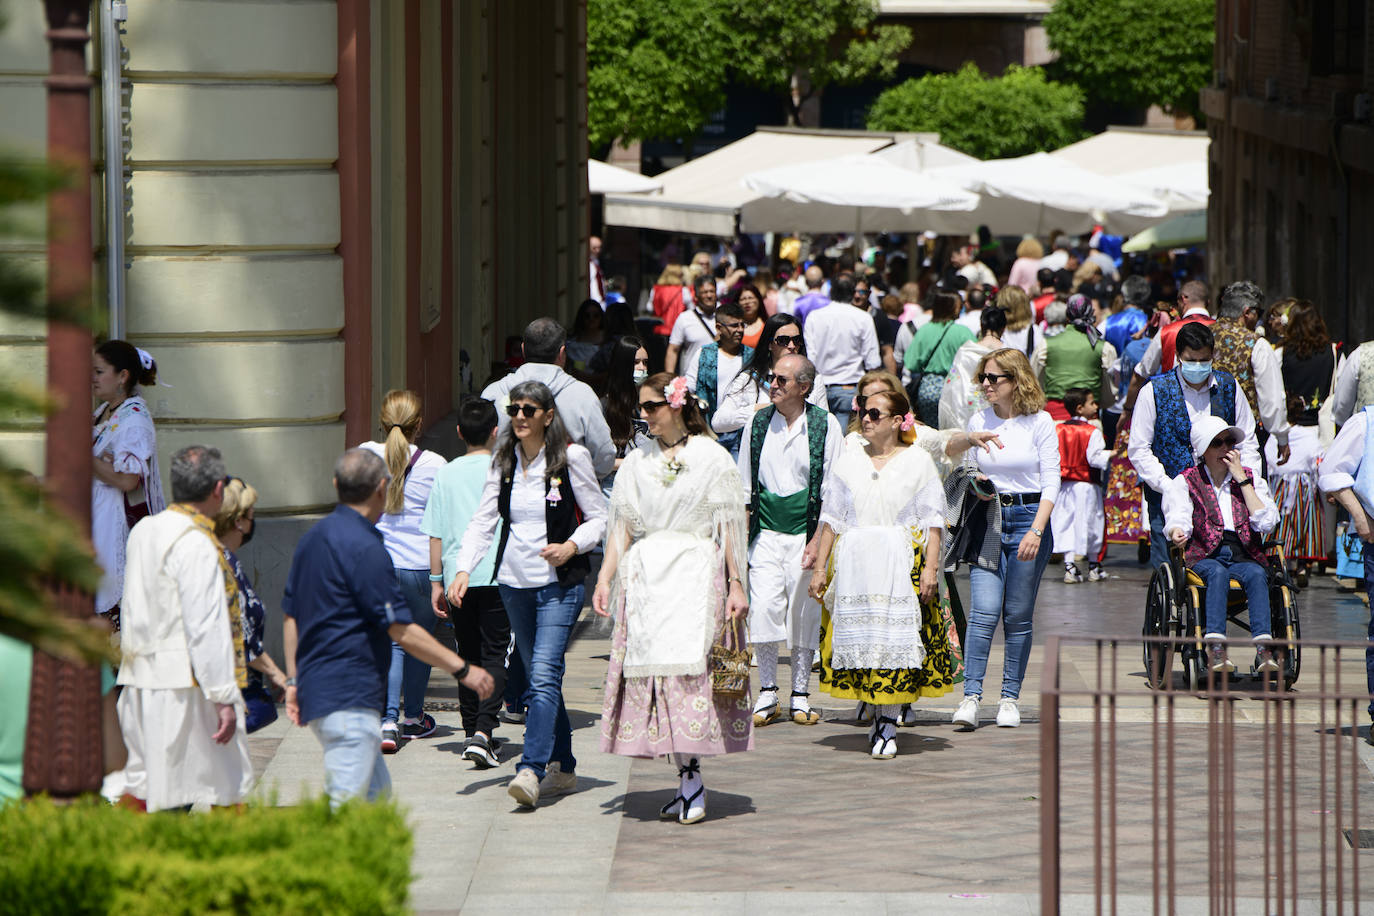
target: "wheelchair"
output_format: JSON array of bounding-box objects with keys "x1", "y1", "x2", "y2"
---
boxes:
[{"x1": 1142, "y1": 541, "x2": 1301, "y2": 692}]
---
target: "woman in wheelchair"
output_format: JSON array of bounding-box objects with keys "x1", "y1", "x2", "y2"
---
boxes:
[{"x1": 1162, "y1": 415, "x2": 1282, "y2": 675}]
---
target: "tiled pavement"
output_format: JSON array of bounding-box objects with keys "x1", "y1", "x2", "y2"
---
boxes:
[{"x1": 249, "y1": 558, "x2": 1374, "y2": 913}]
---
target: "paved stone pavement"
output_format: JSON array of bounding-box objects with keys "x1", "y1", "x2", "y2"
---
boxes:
[{"x1": 249, "y1": 557, "x2": 1374, "y2": 913}]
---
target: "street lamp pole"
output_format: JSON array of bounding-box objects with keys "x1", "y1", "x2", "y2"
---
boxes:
[{"x1": 24, "y1": 0, "x2": 103, "y2": 798}]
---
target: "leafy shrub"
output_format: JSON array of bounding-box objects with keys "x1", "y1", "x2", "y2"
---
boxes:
[
  {"x1": 0, "y1": 796, "x2": 412, "y2": 915},
  {"x1": 866, "y1": 63, "x2": 1087, "y2": 161}
]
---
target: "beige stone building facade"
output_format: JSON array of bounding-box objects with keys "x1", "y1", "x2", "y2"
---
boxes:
[{"x1": 1, "y1": 0, "x2": 590, "y2": 516}]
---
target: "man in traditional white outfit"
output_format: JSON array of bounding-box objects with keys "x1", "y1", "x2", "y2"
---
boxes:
[
  {"x1": 102, "y1": 445, "x2": 253, "y2": 811},
  {"x1": 737, "y1": 354, "x2": 843, "y2": 726}
]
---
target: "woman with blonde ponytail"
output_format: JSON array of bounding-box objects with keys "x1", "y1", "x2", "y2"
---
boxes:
[{"x1": 359, "y1": 390, "x2": 448, "y2": 751}]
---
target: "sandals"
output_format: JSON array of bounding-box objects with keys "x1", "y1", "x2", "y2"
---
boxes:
[
  {"x1": 753, "y1": 688, "x2": 782, "y2": 727},
  {"x1": 664, "y1": 758, "x2": 706, "y2": 825},
  {"x1": 854, "y1": 701, "x2": 874, "y2": 725},
  {"x1": 870, "y1": 715, "x2": 898, "y2": 759},
  {"x1": 790, "y1": 692, "x2": 820, "y2": 725}
]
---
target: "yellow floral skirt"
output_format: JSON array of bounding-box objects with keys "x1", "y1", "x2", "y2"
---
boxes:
[{"x1": 818, "y1": 535, "x2": 963, "y2": 704}]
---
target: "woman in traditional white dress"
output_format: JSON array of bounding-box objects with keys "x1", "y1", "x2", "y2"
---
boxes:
[
  {"x1": 91, "y1": 340, "x2": 166, "y2": 632},
  {"x1": 594, "y1": 372, "x2": 752, "y2": 826},
  {"x1": 808, "y1": 388, "x2": 951, "y2": 759}
]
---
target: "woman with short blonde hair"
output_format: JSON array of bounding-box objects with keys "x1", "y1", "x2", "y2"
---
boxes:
[
  {"x1": 213, "y1": 477, "x2": 289, "y2": 731},
  {"x1": 996, "y1": 285, "x2": 1036, "y2": 357},
  {"x1": 1008, "y1": 237, "x2": 1045, "y2": 292},
  {"x1": 359, "y1": 390, "x2": 449, "y2": 750},
  {"x1": 952, "y1": 347, "x2": 1058, "y2": 731}
]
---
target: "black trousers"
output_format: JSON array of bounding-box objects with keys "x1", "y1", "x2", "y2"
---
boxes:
[{"x1": 452, "y1": 585, "x2": 511, "y2": 738}]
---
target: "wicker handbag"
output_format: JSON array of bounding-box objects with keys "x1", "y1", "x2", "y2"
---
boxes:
[{"x1": 709, "y1": 617, "x2": 750, "y2": 698}]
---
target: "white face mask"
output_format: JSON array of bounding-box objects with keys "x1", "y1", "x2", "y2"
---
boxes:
[{"x1": 632, "y1": 368, "x2": 648, "y2": 385}]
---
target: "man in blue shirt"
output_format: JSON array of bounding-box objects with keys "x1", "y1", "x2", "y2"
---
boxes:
[{"x1": 284, "y1": 448, "x2": 493, "y2": 807}]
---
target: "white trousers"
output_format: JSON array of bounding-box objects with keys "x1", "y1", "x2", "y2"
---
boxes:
[
  {"x1": 747, "y1": 529, "x2": 820, "y2": 650},
  {"x1": 1050, "y1": 480, "x2": 1105, "y2": 560}
]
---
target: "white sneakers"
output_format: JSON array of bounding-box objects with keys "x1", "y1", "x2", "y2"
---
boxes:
[
  {"x1": 539, "y1": 762, "x2": 578, "y2": 798},
  {"x1": 952, "y1": 695, "x2": 1022, "y2": 728},
  {"x1": 507, "y1": 768, "x2": 540, "y2": 808},
  {"x1": 952, "y1": 695, "x2": 979, "y2": 728}
]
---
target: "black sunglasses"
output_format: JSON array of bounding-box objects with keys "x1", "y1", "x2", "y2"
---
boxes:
[
  {"x1": 859, "y1": 407, "x2": 891, "y2": 422},
  {"x1": 771, "y1": 333, "x2": 802, "y2": 348},
  {"x1": 1209, "y1": 436, "x2": 1238, "y2": 449},
  {"x1": 979, "y1": 372, "x2": 1013, "y2": 385},
  {"x1": 639, "y1": 399, "x2": 669, "y2": 412},
  {"x1": 505, "y1": 403, "x2": 543, "y2": 418}
]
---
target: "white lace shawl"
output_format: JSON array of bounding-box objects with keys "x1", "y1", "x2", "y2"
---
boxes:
[{"x1": 820, "y1": 440, "x2": 947, "y2": 536}]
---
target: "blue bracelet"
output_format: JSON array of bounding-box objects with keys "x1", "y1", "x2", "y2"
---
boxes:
[{"x1": 428, "y1": 573, "x2": 444, "y2": 582}]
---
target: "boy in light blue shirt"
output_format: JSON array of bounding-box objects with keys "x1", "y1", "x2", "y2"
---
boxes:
[{"x1": 422, "y1": 396, "x2": 510, "y2": 768}]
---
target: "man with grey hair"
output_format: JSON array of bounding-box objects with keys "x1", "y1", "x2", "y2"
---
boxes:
[
  {"x1": 481, "y1": 317, "x2": 615, "y2": 479},
  {"x1": 1210, "y1": 281, "x2": 1290, "y2": 468},
  {"x1": 283, "y1": 448, "x2": 494, "y2": 807},
  {"x1": 102, "y1": 445, "x2": 254, "y2": 811},
  {"x1": 736, "y1": 354, "x2": 843, "y2": 728}
]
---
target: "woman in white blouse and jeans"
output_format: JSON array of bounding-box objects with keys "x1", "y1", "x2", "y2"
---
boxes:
[
  {"x1": 451, "y1": 381, "x2": 608, "y2": 808},
  {"x1": 953, "y1": 348, "x2": 1060, "y2": 730}
]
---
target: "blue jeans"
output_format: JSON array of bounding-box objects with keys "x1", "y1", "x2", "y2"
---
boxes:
[
  {"x1": 1362, "y1": 547, "x2": 1374, "y2": 719},
  {"x1": 499, "y1": 581, "x2": 583, "y2": 779},
  {"x1": 309, "y1": 707, "x2": 390, "y2": 808},
  {"x1": 964, "y1": 503, "x2": 1053, "y2": 700},
  {"x1": 1144, "y1": 485, "x2": 1168, "y2": 570},
  {"x1": 1193, "y1": 545, "x2": 1271, "y2": 639},
  {"x1": 826, "y1": 383, "x2": 857, "y2": 433},
  {"x1": 385, "y1": 568, "x2": 436, "y2": 723}
]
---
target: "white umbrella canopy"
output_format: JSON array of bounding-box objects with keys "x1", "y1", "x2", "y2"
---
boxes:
[
  {"x1": 1121, "y1": 209, "x2": 1206, "y2": 252},
  {"x1": 1116, "y1": 161, "x2": 1209, "y2": 210},
  {"x1": 738, "y1": 152, "x2": 980, "y2": 234},
  {"x1": 588, "y1": 159, "x2": 661, "y2": 195},
  {"x1": 931, "y1": 151, "x2": 1170, "y2": 235}
]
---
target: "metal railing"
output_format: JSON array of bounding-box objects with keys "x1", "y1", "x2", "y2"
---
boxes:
[{"x1": 1040, "y1": 635, "x2": 1374, "y2": 914}]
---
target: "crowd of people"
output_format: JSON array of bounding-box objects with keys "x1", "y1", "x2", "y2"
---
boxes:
[{"x1": 84, "y1": 226, "x2": 1374, "y2": 821}]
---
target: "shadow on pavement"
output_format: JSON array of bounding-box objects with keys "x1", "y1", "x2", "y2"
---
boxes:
[{"x1": 601, "y1": 788, "x2": 757, "y2": 822}]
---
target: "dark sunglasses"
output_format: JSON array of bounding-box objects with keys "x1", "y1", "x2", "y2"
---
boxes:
[
  {"x1": 1209, "y1": 436, "x2": 1238, "y2": 449},
  {"x1": 979, "y1": 372, "x2": 1013, "y2": 385},
  {"x1": 772, "y1": 374, "x2": 793, "y2": 387},
  {"x1": 639, "y1": 399, "x2": 669, "y2": 412},
  {"x1": 505, "y1": 403, "x2": 543, "y2": 418},
  {"x1": 852, "y1": 289, "x2": 870, "y2": 299},
  {"x1": 859, "y1": 408, "x2": 891, "y2": 422},
  {"x1": 771, "y1": 333, "x2": 802, "y2": 348}
]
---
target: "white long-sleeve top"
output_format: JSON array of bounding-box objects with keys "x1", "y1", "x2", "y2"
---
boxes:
[
  {"x1": 803, "y1": 302, "x2": 881, "y2": 385},
  {"x1": 1134, "y1": 314, "x2": 1289, "y2": 444},
  {"x1": 1162, "y1": 468, "x2": 1279, "y2": 539},
  {"x1": 117, "y1": 509, "x2": 239, "y2": 705},
  {"x1": 712, "y1": 370, "x2": 829, "y2": 435},
  {"x1": 1127, "y1": 367, "x2": 1260, "y2": 495},
  {"x1": 1330, "y1": 341, "x2": 1371, "y2": 426},
  {"x1": 1317, "y1": 409, "x2": 1367, "y2": 496},
  {"x1": 683, "y1": 345, "x2": 747, "y2": 409},
  {"x1": 736, "y1": 405, "x2": 844, "y2": 498},
  {"x1": 454, "y1": 443, "x2": 607, "y2": 589},
  {"x1": 967, "y1": 407, "x2": 1062, "y2": 507}
]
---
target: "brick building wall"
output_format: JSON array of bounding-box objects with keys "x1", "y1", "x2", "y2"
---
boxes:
[{"x1": 1203, "y1": 0, "x2": 1373, "y2": 345}]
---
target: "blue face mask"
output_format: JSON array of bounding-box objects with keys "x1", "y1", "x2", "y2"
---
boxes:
[{"x1": 1179, "y1": 360, "x2": 1212, "y2": 384}]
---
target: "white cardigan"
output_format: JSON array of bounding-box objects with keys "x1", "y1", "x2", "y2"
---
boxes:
[{"x1": 116, "y1": 510, "x2": 240, "y2": 705}]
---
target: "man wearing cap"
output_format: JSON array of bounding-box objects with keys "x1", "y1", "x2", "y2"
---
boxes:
[
  {"x1": 1162, "y1": 415, "x2": 1280, "y2": 674},
  {"x1": 1128, "y1": 321, "x2": 1260, "y2": 569}
]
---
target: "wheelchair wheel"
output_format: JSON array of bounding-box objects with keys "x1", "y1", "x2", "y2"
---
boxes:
[
  {"x1": 1143, "y1": 563, "x2": 1176, "y2": 689},
  {"x1": 1270, "y1": 584, "x2": 1301, "y2": 690},
  {"x1": 1180, "y1": 584, "x2": 1204, "y2": 693}
]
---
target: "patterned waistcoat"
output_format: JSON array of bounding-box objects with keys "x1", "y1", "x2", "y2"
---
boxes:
[
  {"x1": 1182, "y1": 464, "x2": 1268, "y2": 567},
  {"x1": 1151, "y1": 369, "x2": 1238, "y2": 479},
  {"x1": 1357, "y1": 343, "x2": 1374, "y2": 416},
  {"x1": 747, "y1": 403, "x2": 828, "y2": 544},
  {"x1": 1211, "y1": 320, "x2": 1259, "y2": 419}
]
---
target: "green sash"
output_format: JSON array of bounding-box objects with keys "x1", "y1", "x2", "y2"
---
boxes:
[{"x1": 756, "y1": 489, "x2": 809, "y2": 536}]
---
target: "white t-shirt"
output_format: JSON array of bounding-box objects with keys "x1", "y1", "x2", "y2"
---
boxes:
[
  {"x1": 357, "y1": 441, "x2": 448, "y2": 570},
  {"x1": 684, "y1": 346, "x2": 745, "y2": 407},
  {"x1": 669, "y1": 307, "x2": 717, "y2": 375},
  {"x1": 967, "y1": 408, "x2": 1062, "y2": 506}
]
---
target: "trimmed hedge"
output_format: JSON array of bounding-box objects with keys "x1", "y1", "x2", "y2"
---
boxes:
[{"x1": 0, "y1": 797, "x2": 412, "y2": 915}]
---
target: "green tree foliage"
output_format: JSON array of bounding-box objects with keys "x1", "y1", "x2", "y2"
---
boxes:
[
  {"x1": 586, "y1": 0, "x2": 733, "y2": 149},
  {"x1": 0, "y1": 797, "x2": 413, "y2": 915},
  {"x1": 729, "y1": 0, "x2": 913, "y2": 125},
  {"x1": 1044, "y1": 0, "x2": 1214, "y2": 116},
  {"x1": 866, "y1": 63, "x2": 1087, "y2": 160}
]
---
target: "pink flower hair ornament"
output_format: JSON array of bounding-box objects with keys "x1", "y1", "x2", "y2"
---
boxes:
[
  {"x1": 850, "y1": 396, "x2": 859, "y2": 414},
  {"x1": 899, "y1": 412, "x2": 916, "y2": 432},
  {"x1": 664, "y1": 376, "x2": 690, "y2": 410}
]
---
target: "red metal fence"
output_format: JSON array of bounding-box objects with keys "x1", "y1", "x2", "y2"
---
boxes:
[{"x1": 1040, "y1": 635, "x2": 1373, "y2": 914}]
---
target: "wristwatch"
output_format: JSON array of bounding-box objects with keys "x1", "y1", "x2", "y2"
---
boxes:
[
  {"x1": 1236, "y1": 476, "x2": 1254, "y2": 488},
  {"x1": 285, "y1": 677, "x2": 296, "y2": 688},
  {"x1": 1030, "y1": 527, "x2": 1044, "y2": 538}
]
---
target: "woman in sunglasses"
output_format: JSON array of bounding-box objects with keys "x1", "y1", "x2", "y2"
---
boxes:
[
  {"x1": 712, "y1": 312, "x2": 829, "y2": 440},
  {"x1": 594, "y1": 371, "x2": 752, "y2": 825},
  {"x1": 953, "y1": 349, "x2": 1059, "y2": 731},
  {"x1": 451, "y1": 381, "x2": 608, "y2": 809},
  {"x1": 807, "y1": 389, "x2": 949, "y2": 759}
]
